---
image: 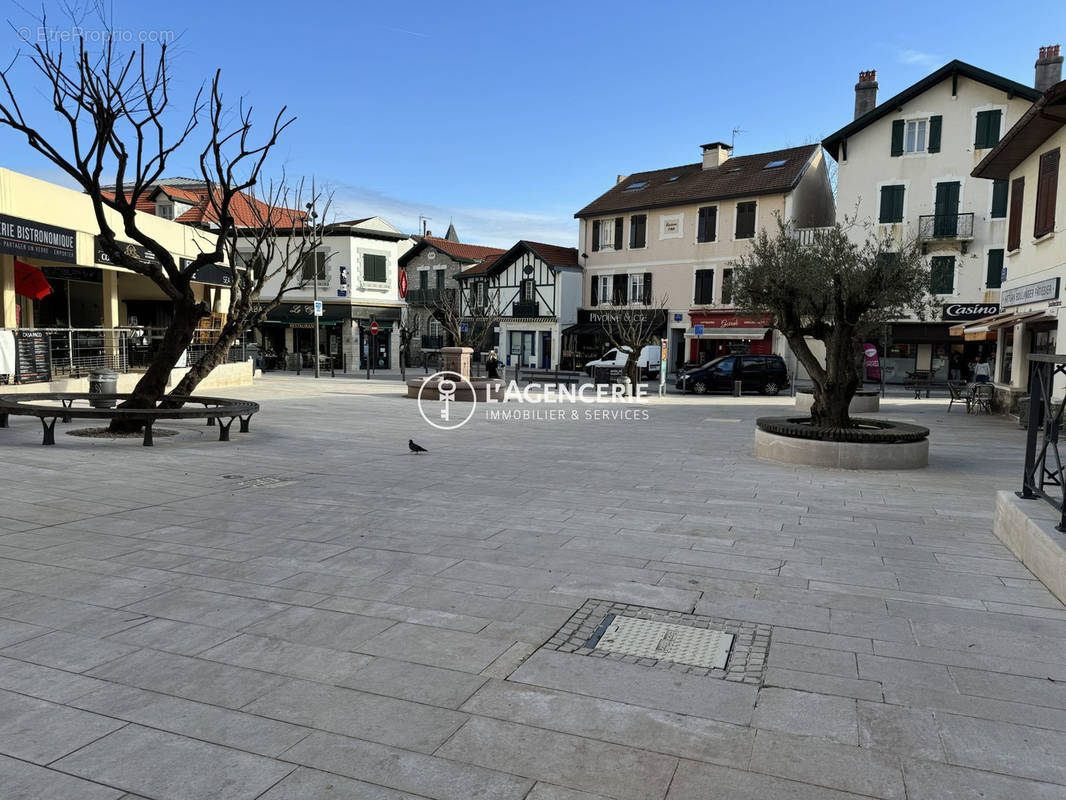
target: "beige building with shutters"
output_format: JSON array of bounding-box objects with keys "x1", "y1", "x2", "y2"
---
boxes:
[
  {"x1": 972, "y1": 72, "x2": 1066, "y2": 406},
  {"x1": 823, "y1": 56, "x2": 1049, "y2": 383},
  {"x1": 572, "y1": 141, "x2": 835, "y2": 373}
]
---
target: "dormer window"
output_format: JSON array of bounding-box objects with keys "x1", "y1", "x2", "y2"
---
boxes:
[{"x1": 156, "y1": 203, "x2": 174, "y2": 220}]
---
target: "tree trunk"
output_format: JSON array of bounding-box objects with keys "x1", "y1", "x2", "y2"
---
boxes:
[
  {"x1": 168, "y1": 319, "x2": 243, "y2": 399},
  {"x1": 809, "y1": 327, "x2": 860, "y2": 429},
  {"x1": 109, "y1": 297, "x2": 203, "y2": 433}
]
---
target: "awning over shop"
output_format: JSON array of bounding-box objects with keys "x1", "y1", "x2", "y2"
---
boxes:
[
  {"x1": 950, "y1": 309, "x2": 1055, "y2": 339},
  {"x1": 561, "y1": 323, "x2": 602, "y2": 336},
  {"x1": 684, "y1": 327, "x2": 769, "y2": 340}
]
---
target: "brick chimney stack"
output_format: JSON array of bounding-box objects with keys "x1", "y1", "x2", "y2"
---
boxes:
[
  {"x1": 700, "y1": 142, "x2": 733, "y2": 170},
  {"x1": 854, "y1": 70, "x2": 878, "y2": 119},
  {"x1": 1036, "y1": 45, "x2": 1063, "y2": 92}
]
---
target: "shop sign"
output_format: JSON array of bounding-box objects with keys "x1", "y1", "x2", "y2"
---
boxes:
[
  {"x1": 691, "y1": 312, "x2": 769, "y2": 328},
  {"x1": 1001, "y1": 277, "x2": 1060, "y2": 308},
  {"x1": 180, "y1": 258, "x2": 234, "y2": 287},
  {"x1": 95, "y1": 236, "x2": 161, "y2": 268},
  {"x1": 40, "y1": 266, "x2": 102, "y2": 284},
  {"x1": 578, "y1": 308, "x2": 667, "y2": 327},
  {"x1": 0, "y1": 215, "x2": 76, "y2": 263},
  {"x1": 942, "y1": 303, "x2": 999, "y2": 321}
]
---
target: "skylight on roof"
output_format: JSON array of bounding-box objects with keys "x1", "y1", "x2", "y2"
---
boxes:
[
  {"x1": 624, "y1": 181, "x2": 648, "y2": 191},
  {"x1": 728, "y1": 167, "x2": 743, "y2": 173},
  {"x1": 764, "y1": 160, "x2": 787, "y2": 169},
  {"x1": 666, "y1": 176, "x2": 679, "y2": 182}
]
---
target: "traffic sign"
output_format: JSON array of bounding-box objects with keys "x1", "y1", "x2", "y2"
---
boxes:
[
  {"x1": 370, "y1": 321, "x2": 379, "y2": 336},
  {"x1": 693, "y1": 324, "x2": 704, "y2": 335},
  {"x1": 398, "y1": 270, "x2": 408, "y2": 299},
  {"x1": 313, "y1": 300, "x2": 323, "y2": 317}
]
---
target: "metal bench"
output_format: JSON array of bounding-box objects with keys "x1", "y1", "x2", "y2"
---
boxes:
[{"x1": 0, "y1": 393, "x2": 259, "y2": 447}]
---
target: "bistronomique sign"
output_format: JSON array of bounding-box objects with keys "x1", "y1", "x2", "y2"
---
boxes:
[
  {"x1": 0, "y1": 214, "x2": 77, "y2": 263},
  {"x1": 1001, "y1": 277, "x2": 1060, "y2": 308}
]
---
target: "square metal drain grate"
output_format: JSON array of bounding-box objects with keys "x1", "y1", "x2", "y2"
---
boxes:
[{"x1": 540, "y1": 599, "x2": 771, "y2": 683}]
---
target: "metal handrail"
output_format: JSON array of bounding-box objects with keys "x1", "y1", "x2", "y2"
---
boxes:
[
  {"x1": 1020, "y1": 354, "x2": 1066, "y2": 530},
  {"x1": 918, "y1": 212, "x2": 975, "y2": 240}
]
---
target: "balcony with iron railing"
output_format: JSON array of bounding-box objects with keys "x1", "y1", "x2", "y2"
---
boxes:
[
  {"x1": 420, "y1": 335, "x2": 444, "y2": 349},
  {"x1": 792, "y1": 226, "x2": 835, "y2": 245},
  {"x1": 512, "y1": 300, "x2": 541, "y2": 317},
  {"x1": 918, "y1": 213, "x2": 975, "y2": 242},
  {"x1": 405, "y1": 288, "x2": 445, "y2": 305}
]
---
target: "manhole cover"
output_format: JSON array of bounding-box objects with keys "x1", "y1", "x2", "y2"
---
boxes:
[
  {"x1": 592, "y1": 615, "x2": 734, "y2": 669},
  {"x1": 535, "y1": 599, "x2": 771, "y2": 683},
  {"x1": 234, "y1": 476, "x2": 297, "y2": 489}
]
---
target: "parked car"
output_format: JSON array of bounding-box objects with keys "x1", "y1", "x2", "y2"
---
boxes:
[
  {"x1": 676, "y1": 354, "x2": 790, "y2": 395},
  {"x1": 585, "y1": 344, "x2": 661, "y2": 378}
]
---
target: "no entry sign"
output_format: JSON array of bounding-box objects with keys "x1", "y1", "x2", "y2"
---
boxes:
[{"x1": 370, "y1": 321, "x2": 380, "y2": 336}]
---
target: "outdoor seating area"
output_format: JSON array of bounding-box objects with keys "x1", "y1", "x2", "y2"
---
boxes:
[{"x1": 947, "y1": 380, "x2": 995, "y2": 414}]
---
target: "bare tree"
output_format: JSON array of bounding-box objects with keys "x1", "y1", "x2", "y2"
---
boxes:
[
  {"x1": 597, "y1": 297, "x2": 669, "y2": 385},
  {"x1": 396, "y1": 305, "x2": 421, "y2": 371},
  {"x1": 434, "y1": 280, "x2": 501, "y2": 356},
  {"x1": 0, "y1": 21, "x2": 291, "y2": 429},
  {"x1": 167, "y1": 179, "x2": 330, "y2": 398}
]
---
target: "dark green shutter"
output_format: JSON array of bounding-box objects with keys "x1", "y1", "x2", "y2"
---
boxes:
[
  {"x1": 930, "y1": 256, "x2": 955, "y2": 294},
  {"x1": 879, "y1": 185, "x2": 904, "y2": 223},
  {"x1": 614, "y1": 217, "x2": 623, "y2": 250},
  {"x1": 613, "y1": 274, "x2": 626, "y2": 305},
  {"x1": 590, "y1": 277, "x2": 598, "y2": 306},
  {"x1": 975, "y1": 110, "x2": 1002, "y2": 149},
  {"x1": 706, "y1": 207, "x2": 717, "y2": 241},
  {"x1": 697, "y1": 208, "x2": 707, "y2": 242},
  {"x1": 891, "y1": 120, "x2": 905, "y2": 157},
  {"x1": 591, "y1": 220, "x2": 600, "y2": 252},
  {"x1": 928, "y1": 116, "x2": 942, "y2": 153},
  {"x1": 986, "y1": 249, "x2": 1004, "y2": 289},
  {"x1": 991, "y1": 180, "x2": 1009, "y2": 218},
  {"x1": 643, "y1": 273, "x2": 652, "y2": 305}
]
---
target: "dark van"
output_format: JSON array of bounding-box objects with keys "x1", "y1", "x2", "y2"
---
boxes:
[{"x1": 676, "y1": 354, "x2": 790, "y2": 395}]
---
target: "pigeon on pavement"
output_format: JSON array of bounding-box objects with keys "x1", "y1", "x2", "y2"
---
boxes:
[{"x1": 409, "y1": 439, "x2": 428, "y2": 454}]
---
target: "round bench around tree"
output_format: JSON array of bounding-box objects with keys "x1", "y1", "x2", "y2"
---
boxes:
[
  {"x1": 794, "y1": 388, "x2": 880, "y2": 414},
  {"x1": 0, "y1": 393, "x2": 260, "y2": 447},
  {"x1": 754, "y1": 416, "x2": 930, "y2": 470}
]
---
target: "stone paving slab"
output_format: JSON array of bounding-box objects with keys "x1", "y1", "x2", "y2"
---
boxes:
[{"x1": 0, "y1": 377, "x2": 1064, "y2": 798}]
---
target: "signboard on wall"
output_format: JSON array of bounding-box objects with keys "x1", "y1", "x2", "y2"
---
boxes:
[
  {"x1": 95, "y1": 236, "x2": 161, "y2": 268},
  {"x1": 942, "y1": 303, "x2": 999, "y2": 320},
  {"x1": 1001, "y1": 278, "x2": 1060, "y2": 308},
  {"x1": 14, "y1": 330, "x2": 52, "y2": 384},
  {"x1": 0, "y1": 215, "x2": 76, "y2": 263}
]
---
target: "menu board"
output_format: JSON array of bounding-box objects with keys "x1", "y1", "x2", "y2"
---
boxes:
[{"x1": 14, "y1": 330, "x2": 52, "y2": 384}]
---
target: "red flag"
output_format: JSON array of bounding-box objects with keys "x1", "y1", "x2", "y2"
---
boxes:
[{"x1": 14, "y1": 259, "x2": 52, "y2": 301}]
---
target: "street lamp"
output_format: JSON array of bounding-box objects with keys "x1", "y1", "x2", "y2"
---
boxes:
[{"x1": 307, "y1": 203, "x2": 320, "y2": 379}]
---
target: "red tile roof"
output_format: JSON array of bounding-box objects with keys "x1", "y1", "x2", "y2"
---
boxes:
[
  {"x1": 455, "y1": 252, "x2": 505, "y2": 277},
  {"x1": 419, "y1": 236, "x2": 507, "y2": 263},
  {"x1": 104, "y1": 182, "x2": 305, "y2": 228},
  {"x1": 574, "y1": 144, "x2": 820, "y2": 218},
  {"x1": 521, "y1": 241, "x2": 580, "y2": 268}
]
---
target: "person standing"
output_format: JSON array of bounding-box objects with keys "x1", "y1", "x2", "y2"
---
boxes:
[
  {"x1": 972, "y1": 356, "x2": 991, "y2": 383},
  {"x1": 949, "y1": 351, "x2": 963, "y2": 381},
  {"x1": 486, "y1": 350, "x2": 500, "y2": 379}
]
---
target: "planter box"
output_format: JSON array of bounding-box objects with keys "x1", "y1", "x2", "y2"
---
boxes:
[{"x1": 754, "y1": 427, "x2": 928, "y2": 470}]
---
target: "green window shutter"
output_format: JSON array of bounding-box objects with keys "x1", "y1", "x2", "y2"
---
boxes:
[
  {"x1": 697, "y1": 208, "x2": 707, "y2": 242},
  {"x1": 891, "y1": 120, "x2": 905, "y2": 157},
  {"x1": 590, "y1": 277, "x2": 598, "y2": 307},
  {"x1": 643, "y1": 273, "x2": 652, "y2": 305},
  {"x1": 975, "y1": 110, "x2": 1002, "y2": 149},
  {"x1": 927, "y1": 116, "x2": 942, "y2": 153},
  {"x1": 991, "y1": 180, "x2": 1009, "y2": 218},
  {"x1": 591, "y1": 220, "x2": 600, "y2": 252},
  {"x1": 363, "y1": 253, "x2": 386, "y2": 282},
  {"x1": 706, "y1": 207, "x2": 717, "y2": 241},
  {"x1": 986, "y1": 249, "x2": 1004, "y2": 289},
  {"x1": 879, "y1": 185, "x2": 904, "y2": 223},
  {"x1": 930, "y1": 256, "x2": 955, "y2": 294},
  {"x1": 614, "y1": 217, "x2": 623, "y2": 250}
]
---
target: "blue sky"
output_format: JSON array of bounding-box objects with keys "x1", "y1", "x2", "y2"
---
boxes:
[{"x1": 2, "y1": 0, "x2": 1064, "y2": 246}]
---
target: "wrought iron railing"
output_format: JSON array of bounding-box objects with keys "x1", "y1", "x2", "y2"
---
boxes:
[
  {"x1": 406, "y1": 288, "x2": 441, "y2": 304},
  {"x1": 1020, "y1": 354, "x2": 1066, "y2": 530},
  {"x1": 918, "y1": 212, "x2": 975, "y2": 240},
  {"x1": 792, "y1": 226, "x2": 834, "y2": 245},
  {"x1": 421, "y1": 335, "x2": 444, "y2": 349},
  {"x1": 512, "y1": 300, "x2": 540, "y2": 317}
]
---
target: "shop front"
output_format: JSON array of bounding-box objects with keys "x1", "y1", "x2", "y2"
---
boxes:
[
  {"x1": 561, "y1": 308, "x2": 668, "y2": 371},
  {"x1": 685, "y1": 311, "x2": 773, "y2": 365},
  {"x1": 262, "y1": 301, "x2": 351, "y2": 370},
  {"x1": 354, "y1": 305, "x2": 402, "y2": 370}
]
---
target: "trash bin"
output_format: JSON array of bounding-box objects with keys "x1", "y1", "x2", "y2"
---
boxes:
[{"x1": 88, "y1": 368, "x2": 118, "y2": 409}]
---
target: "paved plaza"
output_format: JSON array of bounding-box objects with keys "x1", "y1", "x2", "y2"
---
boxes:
[{"x1": 0, "y1": 375, "x2": 1064, "y2": 799}]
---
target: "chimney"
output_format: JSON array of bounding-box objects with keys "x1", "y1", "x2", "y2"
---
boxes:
[
  {"x1": 854, "y1": 70, "x2": 878, "y2": 119},
  {"x1": 701, "y1": 142, "x2": 732, "y2": 170},
  {"x1": 1036, "y1": 45, "x2": 1063, "y2": 92},
  {"x1": 425, "y1": 229, "x2": 432, "y2": 238}
]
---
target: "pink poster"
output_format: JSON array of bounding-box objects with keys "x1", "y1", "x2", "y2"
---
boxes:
[{"x1": 863, "y1": 344, "x2": 881, "y2": 381}]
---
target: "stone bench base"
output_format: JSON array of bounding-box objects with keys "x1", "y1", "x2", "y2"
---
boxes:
[{"x1": 754, "y1": 427, "x2": 928, "y2": 470}]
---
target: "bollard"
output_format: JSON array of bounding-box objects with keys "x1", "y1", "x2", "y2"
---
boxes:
[{"x1": 732, "y1": 380, "x2": 742, "y2": 397}]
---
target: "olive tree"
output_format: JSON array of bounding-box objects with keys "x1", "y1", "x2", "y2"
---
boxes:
[{"x1": 731, "y1": 219, "x2": 931, "y2": 428}]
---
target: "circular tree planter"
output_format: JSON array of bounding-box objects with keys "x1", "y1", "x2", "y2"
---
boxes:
[
  {"x1": 754, "y1": 416, "x2": 929, "y2": 470},
  {"x1": 794, "y1": 389, "x2": 879, "y2": 414}
]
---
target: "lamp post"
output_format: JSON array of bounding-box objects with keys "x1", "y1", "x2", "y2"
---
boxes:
[{"x1": 307, "y1": 204, "x2": 320, "y2": 379}]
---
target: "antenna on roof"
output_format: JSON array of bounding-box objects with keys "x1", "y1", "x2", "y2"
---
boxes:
[
  {"x1": 731, "y1": 127, "x2": 744, "y2": 151},
  {"x1": 418, "y1": 215, "x2": 432, "y2": 237}
]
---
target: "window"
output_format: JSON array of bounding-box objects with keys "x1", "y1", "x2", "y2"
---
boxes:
[
  {"x1": 975, "y1": 110, "x2": 1002, "y2": 149},
  {"x1": 694, "y1": 269, "x2": 714, "y2": 304},
  {"x1": 697, "y1": 206, "x2": 717, "y2": 243},
  {"x1": 986, "y1": 249, "x2": 1004, "y2": 289},
  {"x1": 428, "y1": 319, "x2": 443, "y2": 338},
  {"x1": 930, "y1": 256, "x2": 955, "y2": 294},
  {"x1": 624, "y1": 181, "x2": 647, "y2": 192},
  {"x1": 1035, "y1": 148, "x2": 1060, "y2": 239},
  {"x1": 721, "y1": 268, "x2": 734, "y2": 305},
  {"x1": 629, "y1": 273, "x2": 644, "y2": 305},
  {"x1": 629, "y1": 214, "x2": 647, "y2": 248},
  {"x1": 435, "y1": 269, "x2": 445, "y2": 291},
  {"x1": 363, "y1": 253, "x2": 387, "y2": 283},
  {"x1": 991, "y1": 180, "x2": 1009, "y2": 218},
  {"x1": 594, "y1": 218, "x2": 621, "y2": 250},
  {"x1": 521, "y1": 278, "x2": 536, "y2": 301},
  {"x1": 735, "y1": 202, "x2": 757, "y2": 239},
  {"x1": 613, "y1": 217, "x2": 623, "y2": 250},
  {"x1": 764, "y1": 160, "x2": 787, "y2": 169},
  {"x1": 418, "y1": 270, "x2": 429, "y2": 291},
  {"x1": 599, "y1": 275, "x2": 612, "y2": 305},
  {"x1": 1008, "y1": 176, "x2": 1025, "y2": 251},
  {"x1": 905, "y1": 119, "x2": 927, "y2": 153},
  {"x1": 612, "y1": 274, "x2": 627, "y2": 305},
  {"x1": 878, "y1": 185, "x2": 905, "y2": 223},
  {"x1": 472, "y1": 281, "x2": 488, "y2": 308},
  {"x1": 301, "y1": 251, "x2": 328, "y2": 282},
  {"x1": 156, "y1": 203, "x2": 174, "y2": 220}
]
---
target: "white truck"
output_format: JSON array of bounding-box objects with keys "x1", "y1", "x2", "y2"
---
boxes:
[{"x1": 585, "y1": 344, "x2": 661, "y2": 378}]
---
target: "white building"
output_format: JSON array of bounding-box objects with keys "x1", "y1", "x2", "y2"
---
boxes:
[
  {"x1": 823, "y1": 59, "x2": 1045, "y2": 382},
  {"x1": 454, "y1": 240, "x2": 582, "y2": 370},
  {"x1": 259, "y1": 217, "x2": 412, "y2": 370}
]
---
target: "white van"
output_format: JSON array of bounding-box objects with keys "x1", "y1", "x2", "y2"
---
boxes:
[{"x1": 585, "y1": 344, "x2": 661, "y2": 378}]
